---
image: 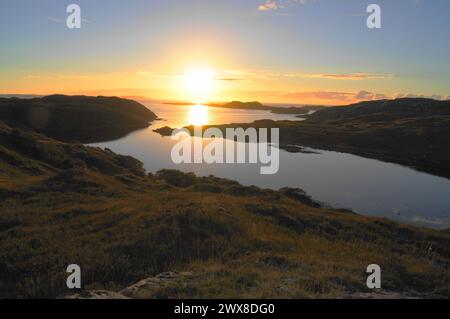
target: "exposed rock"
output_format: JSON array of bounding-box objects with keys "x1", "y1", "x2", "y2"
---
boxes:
[
  {"x1": 63, "y1": 272, "x2": 195, "y2": 299},
  {"x1": 64, "y1": 290, "x2": 129, "y2": 299},
  {"x1": 120, "y1": 272, "x2": 195, "y2": 299},
  {"x1": 345, "y1": 290, "x2": 420, "y2": 299},
  {"x1": 153, "y1": 126, "x2": 174, "y2": 136}
]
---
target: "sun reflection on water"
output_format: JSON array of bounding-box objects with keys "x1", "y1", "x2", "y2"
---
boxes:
[{"x1": 188, "y1": 104, "x2": 209, "y2": 126}]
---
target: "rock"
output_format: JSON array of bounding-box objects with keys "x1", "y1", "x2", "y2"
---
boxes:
[
  {"x1": 63, "y1": 272, "x2": 195, "y2": 299},
  {"x1": 120, "y1": 272, "x2": 194, "y2": 299},
  {"x1": 153, "y1": 126, "x2": 174, "y2": 136},
  {"x1": 64, "y1": 290, "x2": 129, "y2": 299},
  {"x1": 345, "y1": 290, "x2": 420, "y2": 299}
]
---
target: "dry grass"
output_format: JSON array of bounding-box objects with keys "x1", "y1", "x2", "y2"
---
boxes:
[{"x1": 0, "y1": 122, "x2": 449, "y2": 298}]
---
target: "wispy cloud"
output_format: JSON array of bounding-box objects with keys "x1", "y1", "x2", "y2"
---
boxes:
[
  {"x1": 395, "y1": 93, "x2": 449, "y2": 101},
  {"x1": 258, "y1": 0, "x2": 280, "y2": 11},
  {"x1": 258, "y1": 0, "x2": 315, "y2": 11},
  {"x1": 261, "y1": 90, "x2": 388, "y2": 104},
  {"x1": 284, "y1": 72, "x2": 394, "y2": 81},
  {"x1": 232, "y1": 70, "x2": 393, "y2": 81}
]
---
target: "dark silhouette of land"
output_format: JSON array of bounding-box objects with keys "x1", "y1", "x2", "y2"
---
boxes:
[{"x1": 0, "y1": 95, "x2": 157, "y2": 143}]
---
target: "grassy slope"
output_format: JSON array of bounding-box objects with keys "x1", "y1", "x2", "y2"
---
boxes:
[
  {"x1": 0, "y1": 95, "x2": 157, "y2": 143},
  {"x1": 0, "y1": 122, "x2": 449, "y2": 298}
]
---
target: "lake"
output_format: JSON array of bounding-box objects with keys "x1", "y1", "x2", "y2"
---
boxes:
[{"x1": 89, "y1": 102, "x2": 450, "y2": 229}]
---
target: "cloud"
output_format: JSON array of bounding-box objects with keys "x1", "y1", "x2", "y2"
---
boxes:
[
  {"x1": 258, "y1": 0, "x2": 315, "y2": 11},
  {"x1": 354, "y1": 90, "x2": 388, "y2": 100},
  {"x1": 274, "y1": 90, "x2": 388, "y2": 104},
  {"x1": 215, "y1": 69, "x2": 248, "y2": 81},
  {"x1": 217, "y1": 77, "x2": 242, "y2": 81},
  {"x1": 258, "y1": 0, "x2": 280, "y2": 11},
  {"x1": 221, "y1": 70, "x2": 394, "y2": 82},
  {"x1": 285, "y1": 72, "x2": 393, "y2": 81},
  {"x1": 395, "y1": 93, "x2": 448, "y2": 101},
  {"x1": 275, "y1": 90, "x2": 448, "y2": 104}
]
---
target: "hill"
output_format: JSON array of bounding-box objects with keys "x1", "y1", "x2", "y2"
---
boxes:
[
  {"x1": 0, "y1": 95, "x2": 157, "y2": 143},
  {"x1": 0, "y1": 122, "x2": 449, "y2": 298},
  {"x1": 209, "y1": 101, "x2": 271, "y2": 110},
  {"x1": 309, "y1": 98, "x2": 450, "y2": 122}
]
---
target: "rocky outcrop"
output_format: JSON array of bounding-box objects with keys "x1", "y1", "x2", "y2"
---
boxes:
[
  {"x1": 64, "y1": 272, "x2": 195, "y2": 299},
  {"x1": 120, "y1": 272, "x2": 195, "y2": 299}
]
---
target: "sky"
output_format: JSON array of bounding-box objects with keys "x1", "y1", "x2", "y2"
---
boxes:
[{"x1": 1, "y1": 0, "x2": 450, "y2": 105}]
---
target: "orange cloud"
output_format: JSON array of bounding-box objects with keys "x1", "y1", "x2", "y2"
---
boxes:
[{"x1": 289, "y1": 72, "x2": 394, "y2": 80}]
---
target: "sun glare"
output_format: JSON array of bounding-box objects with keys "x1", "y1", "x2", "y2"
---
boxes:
[
  {"x1": 183, "y1": 68, "x2": 216, "y2": 103},
  {"x1": 188, "y1": 104, "x2": 209, "y2": 126}
]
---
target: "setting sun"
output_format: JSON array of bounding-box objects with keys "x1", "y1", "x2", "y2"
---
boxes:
[{"x1": 183, "y1": 68, "x2": 216, "y2": 103}]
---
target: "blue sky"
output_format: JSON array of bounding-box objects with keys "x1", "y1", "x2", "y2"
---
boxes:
[{"x1": 1, "y1": 0, "x2": 449, "y2": 104}]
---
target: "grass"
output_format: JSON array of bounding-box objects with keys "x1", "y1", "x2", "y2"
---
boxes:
[{"x1": 0, "y1": 122, "x2": 449, "y2": 298}]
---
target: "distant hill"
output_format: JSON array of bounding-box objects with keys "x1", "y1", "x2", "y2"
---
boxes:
[
  {"x1": 271, "y1": 105, "x2": 325, "y2": 115},
  {"x1": 205, "y1": 101, "x2": 325, "y2": 115},
  {"x1": 213, "y1": 101, "x2": 271, "y2": 110},
  {"x1": 163, "y1": 100, "x2": 324, "y2": 115},
  {"x1": 0, "y1": 95, "x2": 157, "y2": 143},
  {"x1": 309, "y1": 98, "x2": 450, "y2": 122},
  {"x1": 0, "y1": 94, "x2": 43, "y2": 99}
]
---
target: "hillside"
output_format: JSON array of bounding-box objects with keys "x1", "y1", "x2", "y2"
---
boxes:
[
  {"x1": 0, "y1": 122, "x2": 449, "y2": 298},
  {"x1": 309, "y1": 98, "x2": 450, "y2": 122},
  {"x1": 0, "y1": 95, "x2": 157, "y2": 143}
]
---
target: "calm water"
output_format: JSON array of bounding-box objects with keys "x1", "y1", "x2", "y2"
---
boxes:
[{"x1": 90, "y1": 102, "x2": 450, "y2": 229}]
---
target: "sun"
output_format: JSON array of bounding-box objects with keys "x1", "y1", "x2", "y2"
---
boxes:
[{"x1": 183, "y1": 68, "x2": 216, "y2": 103}]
